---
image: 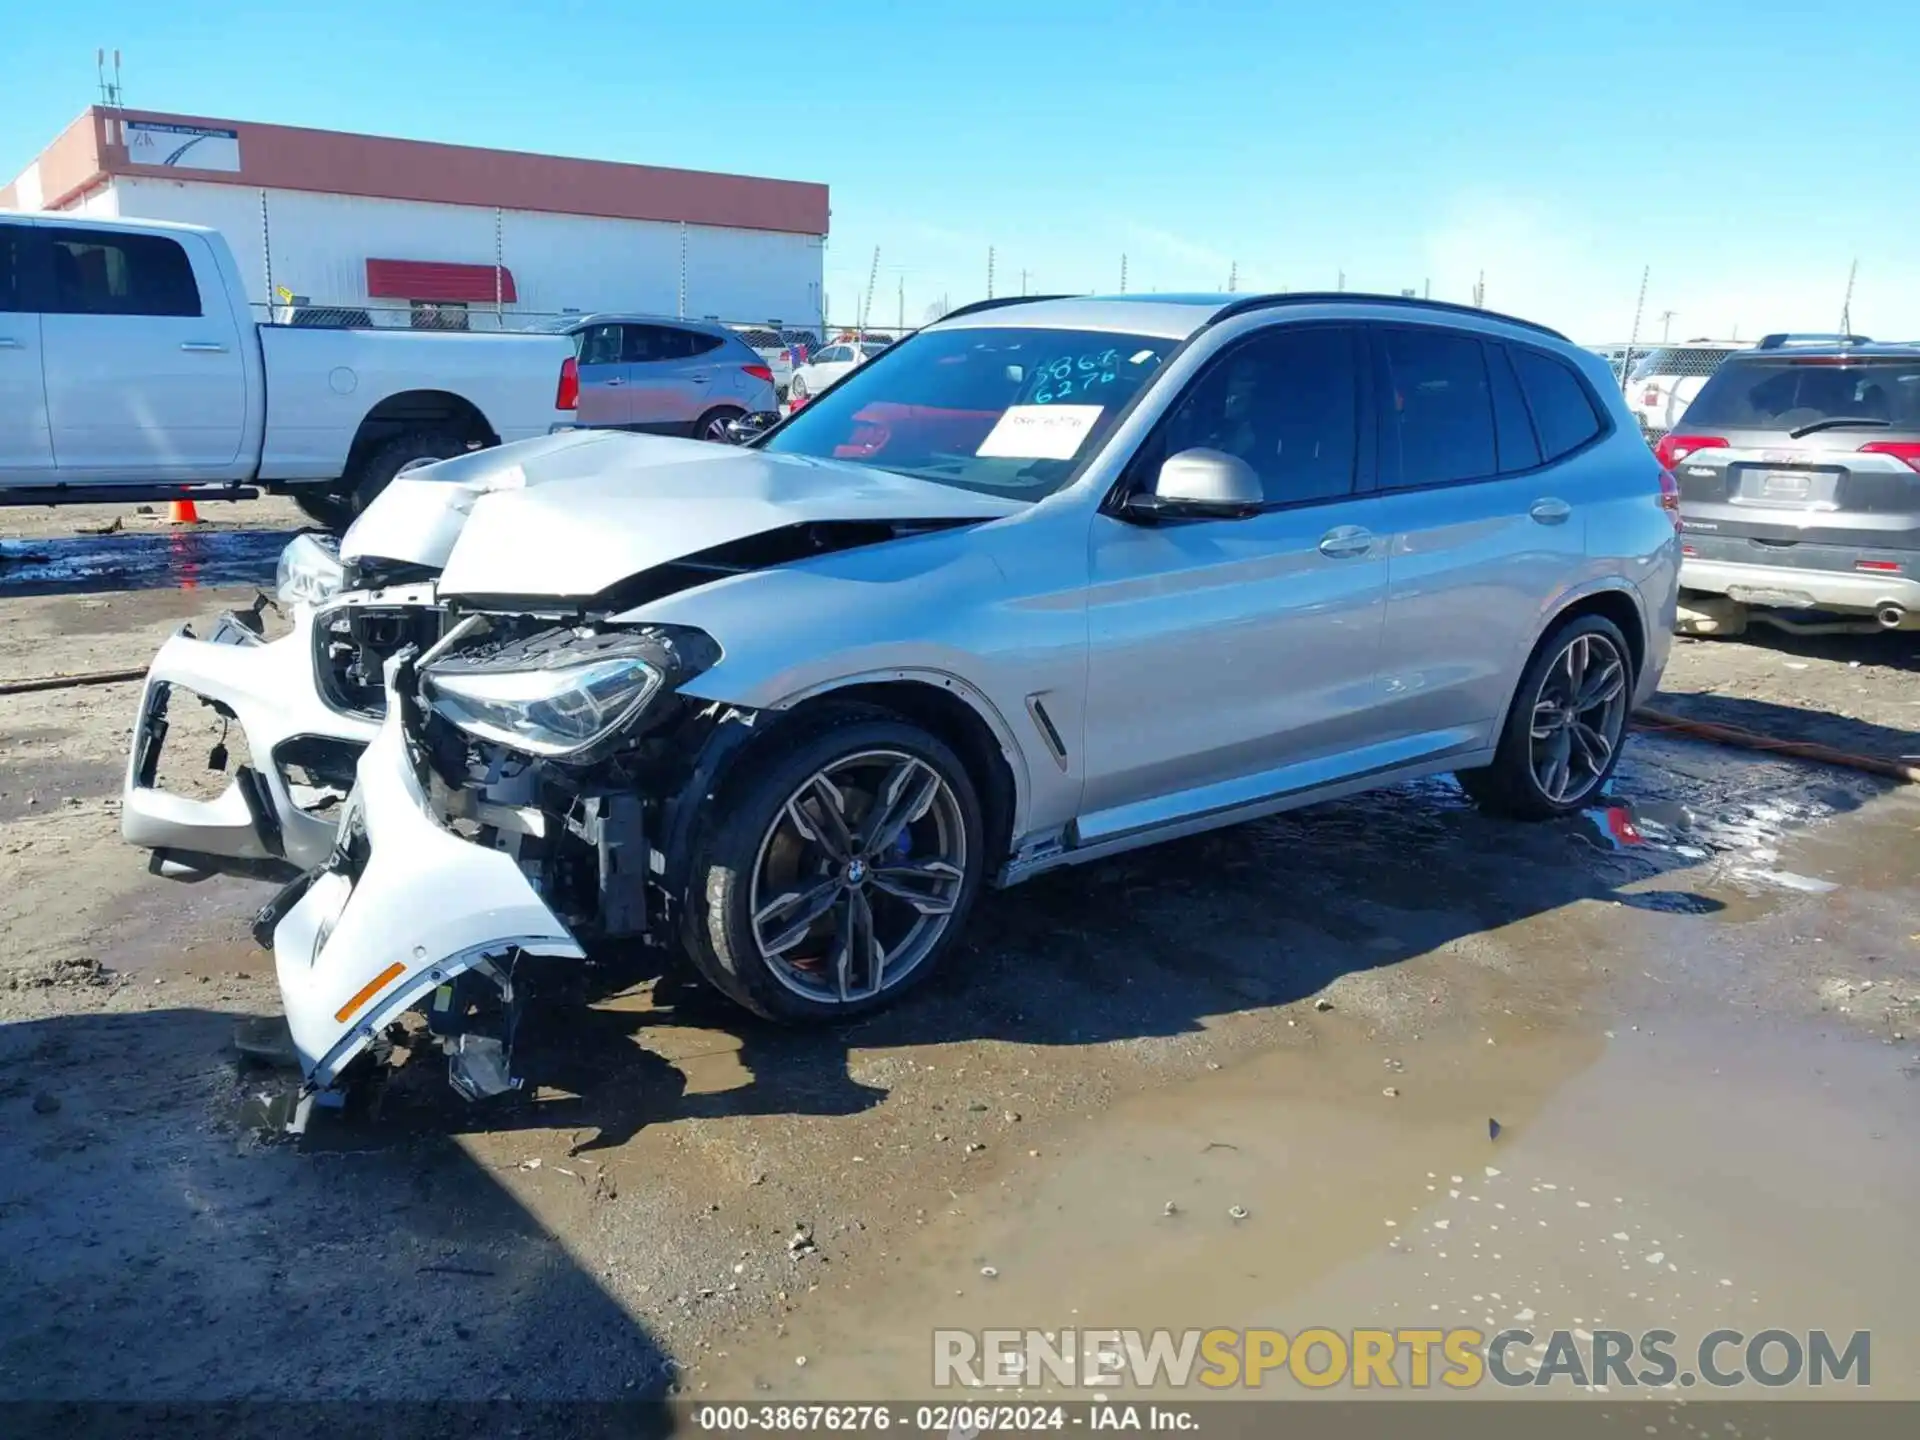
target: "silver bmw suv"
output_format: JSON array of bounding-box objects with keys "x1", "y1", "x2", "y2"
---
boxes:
[{"x1": 207, "y1": 292, "x2": 1680, "y2": 1099}]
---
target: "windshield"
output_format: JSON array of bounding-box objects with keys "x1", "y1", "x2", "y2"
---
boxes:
[
  {"x1": 760, "y1": 326, "x2": 1175, "y2": 498},
  {"x1": 1682, "y1": 357, "x2": 1920, "y2": 432}
]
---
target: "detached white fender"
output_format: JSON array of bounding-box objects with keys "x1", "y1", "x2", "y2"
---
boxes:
[
  {"x1": 122, "y1": 609, "x2": 378, "y2": 871},
  {"x1": 273, "y1": 708, "x2": 583, "y2": 1088}
]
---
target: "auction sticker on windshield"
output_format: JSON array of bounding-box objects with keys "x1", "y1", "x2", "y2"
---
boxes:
[{"x1": 976, "y1": 404, "x2": 1104, "y2": 460}]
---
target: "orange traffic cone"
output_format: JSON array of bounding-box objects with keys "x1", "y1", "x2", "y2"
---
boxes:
[{"x1": 168, "y1": 499, "x2": 200, "y2": 524}]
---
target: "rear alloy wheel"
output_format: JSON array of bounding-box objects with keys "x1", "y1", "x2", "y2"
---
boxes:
[
  {"x1": 685, "y1": 712, "x2": 985, "y2": 1021},
  {"x1": 1457, "y1": 614, "x2": 1633, "y2": 820},
  {"x1": 788, "y1": 375, "x2": 809, "y2": 402},
  {"x1": 696, "y1": 406, "x2": 745, "y2": 444}
]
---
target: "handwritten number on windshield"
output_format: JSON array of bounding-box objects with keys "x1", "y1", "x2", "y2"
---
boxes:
[{"x1": 1033, "y1": 348, "x2": 1122, "y2": 404}]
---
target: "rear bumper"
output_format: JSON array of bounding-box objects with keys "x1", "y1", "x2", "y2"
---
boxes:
[
  {"x1": 121, "y1": 608, "x2": 377, "y2": 873},
  {"x1": 1679, "y1": 556, "x2": 1920, "y2": 616}
]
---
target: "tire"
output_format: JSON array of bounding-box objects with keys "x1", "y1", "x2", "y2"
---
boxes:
[
  {"x1": 788, "y1": 375, "x2": 809, "y2": 402},
  {"x1": 694, "y1": 406, "x2": 746, "y2": 445},
  {"x1": 682, "y1": 707, "x2": 987, "y2": 1022},
  {"x1": 292, "y1": 490, "x2": 355, "y2": 531},
  {"x1": 1455, "y1": 612, "x2": 1635, "y2": 821},
  {"x1": 343, "y1": 430, "x2": 468, "y2": 515}
]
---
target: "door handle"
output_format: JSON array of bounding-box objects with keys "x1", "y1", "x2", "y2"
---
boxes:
[
  {"x1": 0, "y1": 337, "x2": 22, "y2": 349},
  {"x1": 179, "y1": 341, "x2": 228, "y2": 353},
  {"x1": 1317, "y1": 525, "x2": 1375, "y2": 559},
  {"x1": 604, "y1": 377, "x2": 624, "y2": 387},
  {"x1": 1529, "y1": 497, "x2": 1572, "y2": 525}
]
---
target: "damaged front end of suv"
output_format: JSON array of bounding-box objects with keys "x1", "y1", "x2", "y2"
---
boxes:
[{"x1": 261, "y1": 608, "x2": 748, "y2": 1107}]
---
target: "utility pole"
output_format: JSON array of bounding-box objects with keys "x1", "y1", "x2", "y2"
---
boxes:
[
  {"x1": 1622, "y1": 265, "x2": 1650, "y2": 396},
  {"x1": 1337, "y1": 269, "x2": 1345, "y2": 292},
  {"x1": 1658, "y1": 309, "x2": 1676, "y2": 342},
  {"x1": 1020, "y1": 268, "x2": 1029, "y2": 296},
  {"x1": 987, "y1": 245, "x2": 996, "y2": 300},
  {"x1": 1840, "y1": 258, "x2": 1858, "y2": 334},
  {"x1": 1472, "y1": 270, "x2": 1485, "y2": 308},
  {"x1": 1119, "y1": 254, "x2": 1128, "y2": 294},
  {"x1": 1423, "y1": 277, "x2": 1430, "y2": 299},
  {"x1": 1227, "y1": 260, "x2": 1238, "y2": 293},
  {"x1": 858, "y1": 245, "x2": 880, "y2": 333}
]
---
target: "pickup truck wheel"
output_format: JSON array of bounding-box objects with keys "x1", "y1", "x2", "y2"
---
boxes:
[
  {"x1": 684, "y1": 708, "x2": 986, "y2": 1022},
  {"x1": 345, "y1": 430, "x2": 467, "y2": 515},
  {"x1": 293, "y1": 491, "x2": 355, "y2": 530},
  {"x1": 1456, "y1": 614, "x2": 1634, "y2": 820},
  {"x1": 695, "y1": 406, "x2": 745, "y2": 444}
]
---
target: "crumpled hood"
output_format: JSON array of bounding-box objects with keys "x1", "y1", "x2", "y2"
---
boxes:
[{"x1": 341, "y1": 430, "x2": 1020, "y2": 600}]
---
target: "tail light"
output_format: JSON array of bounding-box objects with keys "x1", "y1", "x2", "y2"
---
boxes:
[
  {"x1": 1653, "y1": 433, "x2": 1727, "y2": 469},
  {"x1": 1856, "y1": 559, "x2": 1904, "y2": 573},
  {"x1": 743, "y1": 363, "x2": 774, "y2": 383},
  {"x1": 1859, "y1": 440, "x2": 1920, "y2": 473},
  {"x1": 555, "y1": 356, "x2": 579, "y2": 411},
  {"x1": 1657, "y1": 467, "x2": 1683, "y2": 533},
  {"x1": 1641, "y1": 386, "x2": 1660, "y2": 407}
]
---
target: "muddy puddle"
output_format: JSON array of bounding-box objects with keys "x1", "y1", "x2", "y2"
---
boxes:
[
  {"x1": 0, "y1": 529, "x2": 288, "y2": 597},
  {"x1": 699, "y1": 776, "x2": 1920, "y2": 1404}
]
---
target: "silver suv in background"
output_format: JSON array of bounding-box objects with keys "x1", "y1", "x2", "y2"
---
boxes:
[
  {"x1": 555, "y1": 314, "x2": 778, "y2": 440},
  {"x1": 1662, "y1": 338, "x2": 1920, "y2": 629},
  {"x1": 222, "y1": 291, "x2": 1676, "y2": 1102}
]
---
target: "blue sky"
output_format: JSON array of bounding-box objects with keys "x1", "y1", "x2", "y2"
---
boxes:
[{"x1": 8, "y1": 0, "x2": 1915, "y2": 342}]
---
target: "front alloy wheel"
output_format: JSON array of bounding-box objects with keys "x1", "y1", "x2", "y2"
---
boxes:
[
  {"x1": 750, "y1": 751, "x2": 967, "y2": 1005},
  {"x1": 685, "y1": 711, "x2": 986, "y2": 1021}
]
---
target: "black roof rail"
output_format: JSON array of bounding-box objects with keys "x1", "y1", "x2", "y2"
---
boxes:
[
  {"x1": 1204, "y1": 291, "x2": 1568, "y2": 341},
  {"x1": 936, "y1": 294, "x2": 1078, "y2": 321},
  {"x1": 1758, "y1": 331, "x2": 1872, "y2": 349}
]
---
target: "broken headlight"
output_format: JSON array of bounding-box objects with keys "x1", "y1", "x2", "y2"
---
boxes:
[
  {"x1": 276, "y1": 533, "x2": 345, "y2": 608},
  {"x1": 419, "y1": 626, "x2": 715, "y2": 759}
]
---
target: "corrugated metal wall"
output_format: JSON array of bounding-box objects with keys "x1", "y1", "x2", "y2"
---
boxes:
[{"x1": 106, "y1": 177, "x2": 825, "y2": 326}]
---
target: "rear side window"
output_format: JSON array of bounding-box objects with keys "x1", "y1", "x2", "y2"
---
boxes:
[
  {"x1": 1377, "y1": 327, "x2": 1497, "y2": 487},
  {"x1": 1511, "y1": 347, "x2": 1604, "y2": 459},
  {"x1": 1682, "y1": 357, "x2": 1920, "y2": 432},
  {"x1": 674, "y1": 329, "x2": 725, "y2": 359},
  {"x1": 46, "y1": 228, "x2": 201, "y2": 317},
  {"x1": 578, "y1": 324, "x2": 623, "y2": 365}
]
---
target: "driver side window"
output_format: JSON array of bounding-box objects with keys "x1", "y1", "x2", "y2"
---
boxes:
[{"x1": 1156, "y1": 325, "x2": 1361, "y2": 506}]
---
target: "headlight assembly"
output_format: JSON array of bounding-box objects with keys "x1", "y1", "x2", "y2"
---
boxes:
[
  {"x1": 276, "y1": 533, "x2": 345, "y2": 608},
  {"x1": 420, "y1": 625, "x2": 717, "y2": 759}
]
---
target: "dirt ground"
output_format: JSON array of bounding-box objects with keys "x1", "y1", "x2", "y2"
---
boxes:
[{"x1": 3, "y1": 500, "x2": 1917, "y2": 1415}]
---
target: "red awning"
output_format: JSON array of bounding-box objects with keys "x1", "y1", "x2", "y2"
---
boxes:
[{"x1": 365, "y1": 258, "x2": 517, "y2": 304}]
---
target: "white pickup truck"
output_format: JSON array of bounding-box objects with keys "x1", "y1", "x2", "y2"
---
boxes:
[{"x1": 0, "y1": 212, "x2": 577, "y2": 523}]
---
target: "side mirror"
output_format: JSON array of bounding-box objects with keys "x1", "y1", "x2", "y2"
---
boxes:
[
  {"x1": 723, "y1": 411, "x2": 781, "y2": 444},
  {"x1": 1122, "y1": 448, "x2": 1263, "y2": 521}
]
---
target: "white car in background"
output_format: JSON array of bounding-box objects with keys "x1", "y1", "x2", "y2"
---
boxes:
[
  {"x1": 1626, "y1": 341, "x2": 1743, "y2": 439},
  {"x1": 787, "y1": 338, "x2": 890, "y2": 402},
  {"x1": 727, "y1": 325, "x2": 822, "y2": 400}
]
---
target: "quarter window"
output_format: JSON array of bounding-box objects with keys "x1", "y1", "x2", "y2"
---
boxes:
[
  {"x1": 1157, "y1": 325, "x2": 1360, "y2": 505},
  {"x1": 46, "y1": 228, "x2": 201, "y2": 317},
  {"x1": 1378, "y1": 327, "x2": 1498, "y2": 488},
  {"x1": 578, "y1": 324, "x2": 624, "y2": 366},
  {"x1": 1486, "y1": 344, "x2": 1543, "y2": 473},
  {"x1": 1512, "y1": 347, "x2": 1604, "y2": 459}
]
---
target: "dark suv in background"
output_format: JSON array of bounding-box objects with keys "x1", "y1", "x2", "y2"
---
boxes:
[{"x1": 1659, "y1": 335, "x2": 1920, "y2": 630}]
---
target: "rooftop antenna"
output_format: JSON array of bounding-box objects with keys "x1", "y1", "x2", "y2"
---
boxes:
[
  {"x1": 96, "y1": 48, "x2": 124, "y2": 108},
  {"x1": 1839, "y1": 258, "x2": 1858, "y2": 334}
]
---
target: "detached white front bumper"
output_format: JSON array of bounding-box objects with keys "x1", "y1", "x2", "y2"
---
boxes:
[
  {"x1": 121, "y1": 608, "x2": 378, "y2": 873},
  {"x1": 271, "y1": 703, "x2": 583, "y2": 1089}
]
